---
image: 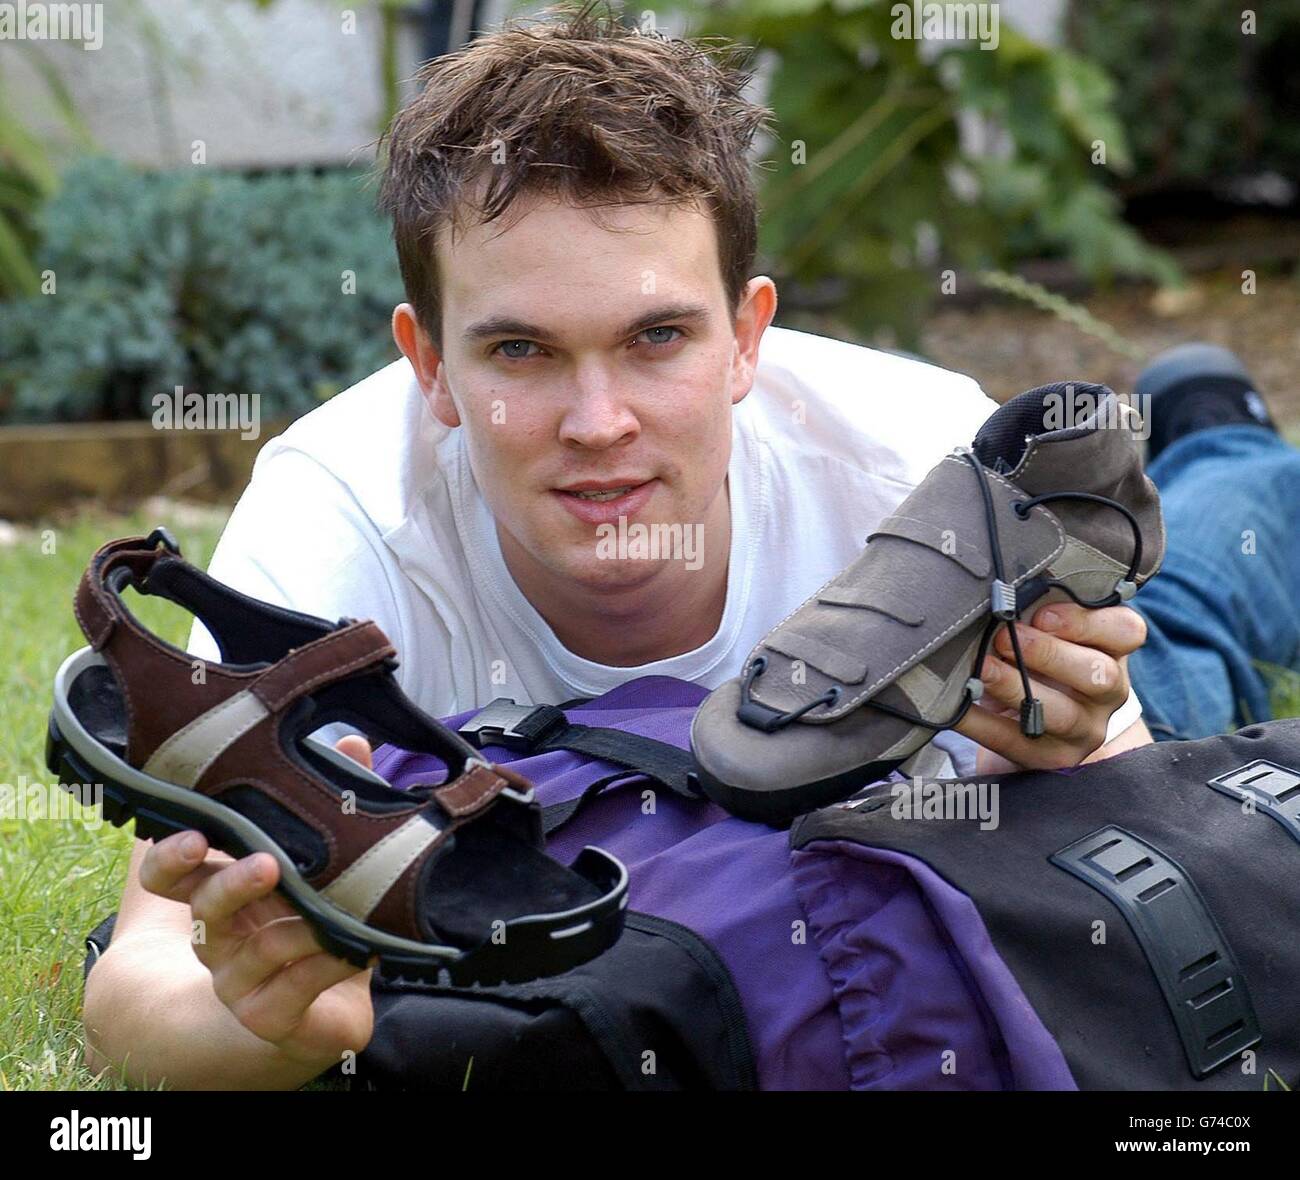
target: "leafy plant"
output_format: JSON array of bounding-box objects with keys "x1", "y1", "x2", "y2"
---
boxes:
[
  {"x1": 0, "y1": 158, "x2": 404, "y2": 424},
  {"x1": 1069, "y1": 0, "x2": 1300, "y2": 190},
  {"x1": 680, "y1": 0, "x2": 1179, "y2": 344},
  {"x1": 0, "y1": 46, "x2": 93, "y2": 297},
  {"x1": 0, "y1": 0, "x2": 412, "y2": 301}
]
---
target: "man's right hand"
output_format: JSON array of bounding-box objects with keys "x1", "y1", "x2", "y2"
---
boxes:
[{"x1": 134, "y1": 735, "x2": 379, "y2": 1074}]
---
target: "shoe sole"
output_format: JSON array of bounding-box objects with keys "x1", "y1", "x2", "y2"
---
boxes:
[
  {"x1": 695, "y1": 752, "x2": 910, "y2": 827},
  {"x1": 48, "y1": 647, "x2": 628, "y2": 986}
]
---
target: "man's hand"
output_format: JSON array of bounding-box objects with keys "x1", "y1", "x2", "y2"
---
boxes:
[
  {"x1": 954, "y1": 602, "x2": 1150, "y2": 774},
  {"x1": 134, "y1": 735, "x2": 379, "y2": 1074}
]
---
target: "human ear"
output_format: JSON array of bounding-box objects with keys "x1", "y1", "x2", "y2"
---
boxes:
[
  {"x1": 392, "y1": 302, "x2": 460, "y2": 428},
  {"x1": 729, "y1": 277, "x2": 778, "y2": 406}
]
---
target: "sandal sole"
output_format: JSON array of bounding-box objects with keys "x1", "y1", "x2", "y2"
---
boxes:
[{"x1": 49, "y1": 650, "x2": 627, "y2": 986}]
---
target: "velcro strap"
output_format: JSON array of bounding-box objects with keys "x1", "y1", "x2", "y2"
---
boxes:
[
  {"x1": 762, "y1": 628, "x2": 870, "y2": 685},
  {"x1": 815, "y1": 582, "x2": 925, "y2": 626},
  {"x1": 434, "y1": 763, "x2": 510, "y2": 819},
  {"x1": 251, "y1": 621, "x2": 396, "y2": 713},
  {"x1": 512, "y1": 704, "x2": 568, "y2": 746},
  {"x1": 867, "y1": 513, "x2": 991, "y2": 579}
]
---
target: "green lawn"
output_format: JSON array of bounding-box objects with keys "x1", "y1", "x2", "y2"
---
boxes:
[
  {"x1": 0, "y1": 507, "x2": 227, "y2": 1091},
  {"x1": 2, "y1": 505, "x2": 1298, "y2": 1091}
]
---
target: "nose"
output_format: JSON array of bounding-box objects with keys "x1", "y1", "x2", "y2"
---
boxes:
[{"x1": 557, "y1": 372, "x2": 640, "y2": 451}]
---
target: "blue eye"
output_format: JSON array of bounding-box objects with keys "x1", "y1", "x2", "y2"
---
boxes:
[
  {"x1": 495, "y1": 340, "x2": 539, "y2": 360},
  {"x1": 639, "y1": 326, "x2": 682, "y2": 347}
]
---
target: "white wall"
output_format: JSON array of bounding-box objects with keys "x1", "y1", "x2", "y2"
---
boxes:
[
  {"x1": 1, "y1": 0, "x2": 1065, "y2": 173},
  {"x1": 2, "y1": 0, "x2": 442, "y2": 170}
]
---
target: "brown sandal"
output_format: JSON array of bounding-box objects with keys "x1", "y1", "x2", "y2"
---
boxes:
[{"x1": 48, "y1": 530, "x2": 628, "y2": 984}]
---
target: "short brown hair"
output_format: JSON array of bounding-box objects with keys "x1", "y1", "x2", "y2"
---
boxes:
[{"x1": 378, "y1": 1, "x2": 772, "y2": 349}]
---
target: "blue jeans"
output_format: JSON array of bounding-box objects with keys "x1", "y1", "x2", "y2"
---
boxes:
[{"x1": 1128, "y1": 424, "x2": 1300, "y2": 741}]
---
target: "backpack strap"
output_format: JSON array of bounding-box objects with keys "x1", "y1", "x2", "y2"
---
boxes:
[
  {"x1": 458, "y1": 698, "x2": 702, "y2": 800},
  {"x1": 540, "y1": 771, "x2": 646, "y2": 837}
]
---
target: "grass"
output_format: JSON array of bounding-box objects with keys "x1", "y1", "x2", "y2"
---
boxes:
[
  {"x1": 0, "y1": 505, "x2": 227, "y2": 1091},
  {"x1": 2, "y1": 505, "x2": 1299, "y2": 1092}
]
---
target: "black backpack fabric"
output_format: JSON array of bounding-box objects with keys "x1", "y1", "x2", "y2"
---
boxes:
[{"x1": 792, "y1": 719, "x2": 1300, "y2": 1090}]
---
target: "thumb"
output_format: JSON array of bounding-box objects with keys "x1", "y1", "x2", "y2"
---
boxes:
[{"x1": 335, "y1": 734, "x2": 374, "y2": 771}]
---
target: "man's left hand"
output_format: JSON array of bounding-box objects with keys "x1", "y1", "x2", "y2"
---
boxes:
[{"x1": 954, "y1": 602, "x2": 1149, "y2": 773}]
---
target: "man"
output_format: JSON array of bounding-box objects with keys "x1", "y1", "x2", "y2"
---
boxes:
[{"x1": 80, "y1": 7, "x2": 1299, "y2": 1088}]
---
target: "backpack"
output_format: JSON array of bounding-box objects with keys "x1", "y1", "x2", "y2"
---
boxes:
[{"x1": 85, "y1": 675, "x2": 1300, "y2": 1090}]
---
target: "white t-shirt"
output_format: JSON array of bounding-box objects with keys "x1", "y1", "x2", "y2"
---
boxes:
[{"x1": 190, "y1": 325, "x2": 997, "y2": 778}]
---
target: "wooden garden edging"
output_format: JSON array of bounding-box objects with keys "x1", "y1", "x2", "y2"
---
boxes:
[{"x1": 0, "y1": 419, "x2": 290, "y2": 521}]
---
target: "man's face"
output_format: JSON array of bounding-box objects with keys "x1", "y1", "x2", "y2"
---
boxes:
[{"x1": 402, "y1": 193, "x2": 774, "y2": 593}]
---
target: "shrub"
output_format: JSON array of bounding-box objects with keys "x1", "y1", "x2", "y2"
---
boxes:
[
  {"x1": 686, "y1": 0, "x2": 1179, "y2": 345},
  {"x1": 1070, "y1": 0, "x2": 1300, "y2": 190},
  {"x1": 0, "y1": 158, "x2": 404, "y2": 424}
]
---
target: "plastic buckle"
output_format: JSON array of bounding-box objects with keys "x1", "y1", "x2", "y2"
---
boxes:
[
  {"x1": 458, "y1": 699, "x2": 556, "y2": 751},
  {"x1": 990, "y1": 578, "x2": 1017, "y2": 620},
  {"x1": 1020, "y1": 697, "x2": 1045, "y2": 738}
]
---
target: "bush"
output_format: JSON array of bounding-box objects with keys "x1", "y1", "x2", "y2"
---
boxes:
[
  {"x1": 686, "y1": 0, "x2": 1179, "y2": 345},
  {"x1": 0, "y1": 158, "x2": 405, "y2": 424},
  {"x1": 1069, "y1": 0, "x2": 1300, "y2": 190}
]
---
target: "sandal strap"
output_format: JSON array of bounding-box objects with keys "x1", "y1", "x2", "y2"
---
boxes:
[
  {"x1": 72, "y1": 534, "x2": 401, "y2": 768},
  {"x1": 251, "y1": 621, "x2": 396, "y2": 712},
  {"x1": 73, "y1": 535, "x2": 176, "y2": 650},
  {"x1": 433, "y1": 761, "x2": 524, "y2": 820}
]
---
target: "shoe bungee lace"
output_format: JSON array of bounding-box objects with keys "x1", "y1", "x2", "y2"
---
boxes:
[{"x1": 737, "y1": 447, "x2": 1144, "y2": 739}]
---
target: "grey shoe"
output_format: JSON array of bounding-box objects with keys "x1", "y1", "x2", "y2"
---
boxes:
[{"x1": 691, "y1": 381, "x2": 1167, "y2": 825}]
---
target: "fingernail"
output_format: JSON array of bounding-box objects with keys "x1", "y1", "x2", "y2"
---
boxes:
[
  {"x1": 982, "y1": 658, "x2": 998, "y2": 680},
  {"x1": 1038, "y1": 610, "x2": 1060, "y2": 631},
  {"x1": 179, "y1": 832, "x2": 203, "y2": 861}
]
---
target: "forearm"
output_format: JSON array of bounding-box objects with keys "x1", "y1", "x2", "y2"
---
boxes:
[{"x1": 82, "y1": 929, "x2": 337, "y2": 1091}]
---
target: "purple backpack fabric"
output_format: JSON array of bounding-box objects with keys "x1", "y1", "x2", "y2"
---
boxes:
[{"x1": 372, "y1": 674, "x2": 1076, "y2": 1091}]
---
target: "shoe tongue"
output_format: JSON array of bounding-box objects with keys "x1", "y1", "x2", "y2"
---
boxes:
[{"x1": 971, "y1": 381, "x2": 1114, "y2": 473}]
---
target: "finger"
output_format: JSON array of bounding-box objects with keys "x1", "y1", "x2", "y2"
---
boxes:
[
  {"x1": 991, "y1": 624, "x2": 1127, "y2": 702},
  {"x1": 335, "y1": 734, "x2": 374, "y2": 771},
  {"x1": 976, "y1": 655, "x2": 1095, "y2": 743},
  {"x1": 229, "y1": 952, "x2": 367, "y2": 1046},
  {"x1": 956, "y1": 695, "x2": 1105, "y2": 770},
  {"x1": 211, "y1": 915, "x2": 328, "y2": 1006},
  {"x1": 188, "y1": 852, "x2": 282, "y2": 942},
  {"x1": 138, "y1": 831, "x2": 234, "y2": 903},
  {"x1": 1025, "y1": 603, "x2": 1148, "y2": 659}
]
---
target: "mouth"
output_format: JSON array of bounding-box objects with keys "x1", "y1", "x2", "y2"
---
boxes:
[
  {"x1": 566, "y1": 486, "x2": 636, "y2": 502},
  {"x1": 552, "y1": 478, "x2": 659, "y2": 524}
]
